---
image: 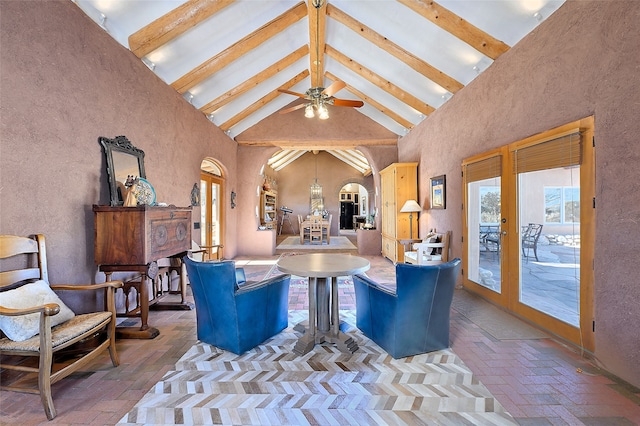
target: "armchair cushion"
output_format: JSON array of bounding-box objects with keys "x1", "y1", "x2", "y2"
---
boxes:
[{"x1": 0, "y1": 280, "x2": 75, "y2": 341}]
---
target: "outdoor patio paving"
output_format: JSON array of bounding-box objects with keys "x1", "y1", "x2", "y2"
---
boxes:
[{"x1": 477, "y1": 241, "x2": 581, "y2": 326}]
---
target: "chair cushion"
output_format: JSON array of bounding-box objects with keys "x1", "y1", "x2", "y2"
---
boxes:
[
  {"x1": 0, "y1": 280, "x2": 75, "y2": 341},
  {"x1": 0, "y1": 312, "x2": 111, "y2": 351}
]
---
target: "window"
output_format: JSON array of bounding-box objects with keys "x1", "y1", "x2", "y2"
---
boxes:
[
  {"x1": 480, "y1": 186, "x2": 501, "y2": 224},
  {"x1": 544, "y1": 186, "x2": 580, "y2": 224}
]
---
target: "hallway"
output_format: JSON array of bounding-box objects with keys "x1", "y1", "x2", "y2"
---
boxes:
[{"x1": 1, "y1": 252, "x2": 639, "y2": 425}]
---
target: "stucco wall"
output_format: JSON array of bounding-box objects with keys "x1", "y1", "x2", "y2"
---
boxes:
[
  {"x1": 398, "y1": 0, "x2": 640, "y2": 388},
  {"x1": 0, "y1": 2, "x2": 237, "y2": 309}
]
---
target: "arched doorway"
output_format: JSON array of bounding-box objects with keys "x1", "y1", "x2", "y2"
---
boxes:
[
  {"x1": 338, "y1": 183, "x2": 368, "y2": 233},
  {"x1": 200, "y1": 159, "x2": 225, "y2": 259}
]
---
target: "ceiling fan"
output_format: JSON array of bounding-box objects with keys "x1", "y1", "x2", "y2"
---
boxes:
[
  {"x1": 278, "y1": 80, "x2": 364, "y2": 119},
  {"x1": 278, "y1": 0, "x2": 363, "y2": 119}
]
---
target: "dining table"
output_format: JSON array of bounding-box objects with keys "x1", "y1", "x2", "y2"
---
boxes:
[{"x1": 276, "y1": 253, "x2": 370, "y2": 355}]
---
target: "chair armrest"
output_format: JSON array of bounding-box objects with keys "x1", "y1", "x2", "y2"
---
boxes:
[
  {"x1": 0, "y1": 303, "x2": 60, "y2": 317},
  {"x1": 50, "y1": 280, "x2": 124, "y2": 291},
  {"x1": 412, "y1": 242, "x2": 445, "y2": 250},
  {"x1": 236, "y1": 274, "x2": 290, "y2": 294}
]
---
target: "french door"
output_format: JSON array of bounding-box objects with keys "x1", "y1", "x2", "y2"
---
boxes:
[
  {"x1": 200, "y1": 171, "x2": 224, "y2": 258},
  {"x1": 462, "y1": 117, "x2": 595, "y2": 350}
]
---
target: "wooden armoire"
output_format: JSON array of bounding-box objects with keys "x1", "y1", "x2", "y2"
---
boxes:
[{"x1": 380, "y1": 162, "x2": 418, "y2": 263}]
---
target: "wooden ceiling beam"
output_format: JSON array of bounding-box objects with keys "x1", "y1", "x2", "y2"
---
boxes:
[
  {"x1": 327, "y1": 150, "x2": 369, "y2": 173},
  {"x1": 219, "y1": 69, "x2": 309, "y2": 131},
  {"x1": 396, "y1": 0, "x2": 509, "y2": 60},
  {"x1": 268, "y1": 149, "x2": 291, "y2": 164},
  {"x1": 172, "y1": 2, "x2": 307, "y2": 94},
  {"x1": 270, "y1": 150, "x2": 307, "y2": 170},
  {"x1": 344, "y1": 149, "x2": 371, "y2": 169},
  {"x1": 200, "y1": 45, "x2": 309, "y2": 115},
  {"x1": 326, "y1": 45, "x2": 435, "y2": 116},
  {"x1": 237, "y1": 138, "x2": 397, "y2": 149},
  {"x1": 273, "y1": 152, "x2": 308, "y2": 170},
  {"x1": 308, "y1": 0, "x2": 327, "y2": 89},
  {"x1": 325, "y1": 72, "x2": 415, "y2": 130},
  {"x1": 128, "y1": 0, "x2": 236, "y2": 58},
  {"x1": 327, "y1": 5, "x2": 463, "y2": 94}
]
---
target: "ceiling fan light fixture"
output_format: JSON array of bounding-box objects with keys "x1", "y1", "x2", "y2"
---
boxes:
[
  {"x1": 318, "y1": 104, "x2": 329, "y2": 120},
  {"x1": 304, "y1": 105, "x2": 314, "y2": 118}
]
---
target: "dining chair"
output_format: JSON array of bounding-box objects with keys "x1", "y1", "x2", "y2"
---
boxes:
[
  {"x1": 309, "y1": 217, "x2": 323, "y2": 244},
  {"x1": 298, "y1": 214, "x2": 310, "y2": 243}
]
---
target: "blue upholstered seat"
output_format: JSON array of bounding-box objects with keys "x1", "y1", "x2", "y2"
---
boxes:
[
  {"x1": 353, "y1": 259, "x2": 461, "y2": 359},
  {"x1": 183, "y1": 257, "x2": 291, "y2": 355}
]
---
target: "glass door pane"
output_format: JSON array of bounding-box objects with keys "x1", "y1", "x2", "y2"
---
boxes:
[
  {"x1": 517, "y1": 167, "x2": 580, "y2": 326},
  {"x1": 200, "y1": 179, "x2": 208, "y2": 244},
  {"x1": 200, "y1": 174, "x2": 223, "y2": 254},
  {"x1": 467, "y1": 177, "x2": 502, "y2": 293}
]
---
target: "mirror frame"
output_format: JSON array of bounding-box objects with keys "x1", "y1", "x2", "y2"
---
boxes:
[{"x1": 99, "y1": 135, "x2": 146, "y2": 206}]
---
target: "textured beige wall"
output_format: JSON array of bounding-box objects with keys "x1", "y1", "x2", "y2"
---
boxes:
[
  {"x1": 397, "y1": 0, "x2": 640, "y2": 388},
  {"x1": 0, "y1": 1, "x2": 237, "y2": 308}
]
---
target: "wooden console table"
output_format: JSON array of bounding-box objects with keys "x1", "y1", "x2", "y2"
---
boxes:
[{"x1": 93, "y1": 205, "x2": 192, "y2": 339}]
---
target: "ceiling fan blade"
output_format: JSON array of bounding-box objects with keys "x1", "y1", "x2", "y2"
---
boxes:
[
  {"x1": 322, "y1": 80, "x2": 346, "y2": 97},
  {"x1": 279, "y1": 103, "x2": 307, "y2": 114},
  {"x1": 278, "y1": 89, "x2": 307, "y2": 99},
  {"x1": 332, "y1": 98, "x2": 364, "y2": 108}
]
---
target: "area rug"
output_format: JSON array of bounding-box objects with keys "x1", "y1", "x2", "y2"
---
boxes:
[
  {"x1": 118, "y1": 310, "x2": 515, "y2": 425},
  {"x1": 276, "y1": 236, "x2": 356, "y2": 250}
]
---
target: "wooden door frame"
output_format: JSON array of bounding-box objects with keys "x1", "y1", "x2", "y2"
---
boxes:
[{"x1": 462, "y1": 117, "x2": 595, "y2": 352}]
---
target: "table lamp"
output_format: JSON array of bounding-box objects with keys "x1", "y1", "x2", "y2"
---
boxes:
[{"x1": 400, "y1": 199, "x2": 422, "y2": 240}]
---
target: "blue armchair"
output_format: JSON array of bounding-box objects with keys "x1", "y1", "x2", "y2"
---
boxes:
[
  {"x1": 353, "y1": 259, "x2": 461, "y2": 358},
  {"x1": 183, "y1": 257, "x2": 291, "y2": 355}
]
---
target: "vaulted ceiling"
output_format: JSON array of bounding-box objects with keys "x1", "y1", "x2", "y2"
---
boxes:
[{"x1": 74, "y1": 0, "x2": 564, "y2": 173}]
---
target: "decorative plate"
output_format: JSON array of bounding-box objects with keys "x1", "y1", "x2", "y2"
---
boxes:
[{"x1": 134, "y1": 178, "x2": 156, "y2": 206}]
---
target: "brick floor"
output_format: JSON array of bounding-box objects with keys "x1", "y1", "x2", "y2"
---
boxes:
[{"x1": 1, "y1": 243, "x2": 638, "y2": 425}]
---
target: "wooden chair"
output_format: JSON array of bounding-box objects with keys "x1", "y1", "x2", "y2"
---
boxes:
[
  {"x1": 323, "y1": 214, "x2": 332, "y2": 244},
  {"x1": 309, "y1": 217, "x2": 323, "y2": 244},
  {"x1": 0, "y1": 234, "x2": 123, "y2": 420},
  {"x1": 404, "y1": 231, "x2": 450, "y2": 265},
  {"x1": 298, "y1": 215, "x2": 310, "y2": 244},
  {"x1": 188, "y1": 240, "x2": 224, "y2": 261}
]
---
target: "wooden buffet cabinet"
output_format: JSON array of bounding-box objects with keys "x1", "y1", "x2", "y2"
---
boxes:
[
  {"x1": 93, "y1": 205, "x2": 192, "y2": 338},
  {"x1": 380, "y1": 162, "x2": 418, "y2": 263}
]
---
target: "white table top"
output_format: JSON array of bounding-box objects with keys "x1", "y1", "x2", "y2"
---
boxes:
[{"x1": 276, "y1": 253, "x2": 370, "y2": 278}]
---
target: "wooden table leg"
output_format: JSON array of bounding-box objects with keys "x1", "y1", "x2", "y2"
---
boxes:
[{"x1": 104, "y1": 270, "x2": 160, "y2": 340}]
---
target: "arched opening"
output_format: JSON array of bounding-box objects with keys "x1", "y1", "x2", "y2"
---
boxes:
[
  {"x1": 338, "y1": 182, "x2": 369, "y2": 234},
  {"x1": 200, "y1": 158, "x2": 225, "y2": 259}
]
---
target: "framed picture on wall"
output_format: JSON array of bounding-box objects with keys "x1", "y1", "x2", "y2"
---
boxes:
[{"x1": 430, "y1": 175, "x2": 446, "y2": 209}]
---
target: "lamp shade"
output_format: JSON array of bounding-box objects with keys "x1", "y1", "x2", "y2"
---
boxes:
[{"x1": 400, "y1": 199, "x2": 422, "y2": 213}]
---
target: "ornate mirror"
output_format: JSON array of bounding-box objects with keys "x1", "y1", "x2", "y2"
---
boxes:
[{"x1": 99, "y1": 135, "x2": 146, "y2": 206}]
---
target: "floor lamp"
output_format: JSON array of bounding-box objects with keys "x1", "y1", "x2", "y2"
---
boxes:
[{"x1": 400, "y1": 200, "x2": 422, "y2": 240}]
